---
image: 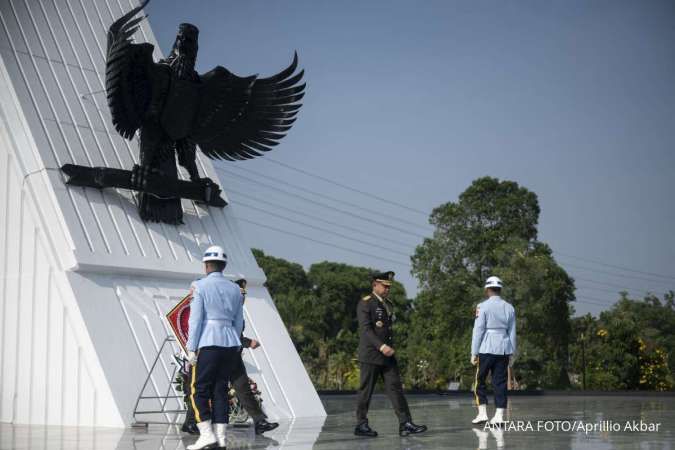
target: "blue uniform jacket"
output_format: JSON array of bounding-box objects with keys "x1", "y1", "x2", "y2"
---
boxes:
[
  {"x1": 187, "y1": 272, "x2": 244, "y2": 352},
  {"x1": 471, "y1": 296, "x2": 516, "y2": 357}
]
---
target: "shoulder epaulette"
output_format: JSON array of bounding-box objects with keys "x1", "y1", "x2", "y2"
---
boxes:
[{"x1": 362, "y1": 295, "x2": 372, "y2": 301}]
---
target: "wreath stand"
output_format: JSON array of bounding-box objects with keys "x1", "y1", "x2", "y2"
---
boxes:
[{"x1": 131, "y1": 335, "x2": 186, "y2": 427}]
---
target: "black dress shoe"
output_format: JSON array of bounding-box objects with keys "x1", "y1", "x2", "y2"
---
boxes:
[
  {"x1": 354, "y1": 422, "x2": 378, "y2": 437},
  {"x1": 255, "y1": 418, "x2": 279, "y2": 434},
  {"x1": 399, "y1": 421, "x2": 428, "y2": 436},
  {"x1": 181, "y1": 422, "x2": 199, "y2": 435}
]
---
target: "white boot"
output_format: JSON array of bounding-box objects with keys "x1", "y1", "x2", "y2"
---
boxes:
[
  {"x1": 472, "y1": 427, "x2": 488, "y2": 449},
  {"x1": 214, "y1": 423, "x2": 226, "y2": 449},
  {"x1": 490, "y1": 427, "x2": 505, "y2": 447},
  {"x1": 490, "y1": 408, "x2": 506, "y2": 425},
  {"x1": 472, "y1": 404, "x2": 489, "y2": 424},
  {"x1": 187, "y1": 420, "x2": 217, "y2": 450}
]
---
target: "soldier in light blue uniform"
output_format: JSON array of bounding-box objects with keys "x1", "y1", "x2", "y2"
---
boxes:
[
  {"x1": 470, "y1": 276, "x2": 516, "y2": 425},
  {"x1": 186, "y1": 245, "x2": 244, "y2": 450}
]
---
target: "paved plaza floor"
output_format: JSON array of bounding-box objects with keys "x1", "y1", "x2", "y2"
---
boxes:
[{"x1": 1, "y1": 394, "x2": 674, "y2": 449}]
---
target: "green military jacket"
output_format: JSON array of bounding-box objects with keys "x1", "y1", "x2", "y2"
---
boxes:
[{"x1": 357, "y1": 293, "x2": 395, "y2": 366}]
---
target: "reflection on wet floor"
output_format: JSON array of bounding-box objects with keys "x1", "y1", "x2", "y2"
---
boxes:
[{"x1": 1, "y1": 394, "x2": 674, "y2": 449}]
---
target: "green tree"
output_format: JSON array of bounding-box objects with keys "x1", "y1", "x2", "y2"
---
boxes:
[
  {"x1": 570, "y1": 293, "x2": 675, "y2": 390},
  {"x1": 251, "y1": 248, "x2": 310, "y2": 296},
  {"x1": 252, "y1": 249, "x2": 411, "y2": 389},
  {"x1": 304, "y1": 262, "x2": 411, "y2": 389},
  {"x1": 493, "y1": 240, "x2": 574, "y2": 388},
  {"x1": 251, "y1": 249, "x2": 319, "y2": 374},
  {"x1": 610, "y1": 292, "x2": 675, "y2": 382},
  {"x1": 409, "y1": 177, "x2": 574, "y2": 389}
]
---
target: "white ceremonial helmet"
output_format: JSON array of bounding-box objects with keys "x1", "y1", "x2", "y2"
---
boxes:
[
  {"x1": 484, "y1": 276, "x2": 503, "y2": 289},
  {"x1": 202, "y1": 245, "x2": 227, "y2": 263}
]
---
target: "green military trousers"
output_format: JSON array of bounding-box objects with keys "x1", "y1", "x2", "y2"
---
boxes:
[{"x1": 355, "y1": 362, "x2": 411, "y2": 425}]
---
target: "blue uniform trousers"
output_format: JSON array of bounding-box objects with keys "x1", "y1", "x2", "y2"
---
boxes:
[
  {"x1": 190, "y1": 346, "x2": 239, "y2": 423},
  {"x1": 474, "y1": 353, "x2": 509, "y2": 408}
]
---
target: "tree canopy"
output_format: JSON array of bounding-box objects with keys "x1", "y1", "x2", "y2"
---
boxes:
[
  {"x1": 250, "y1": 177, "x2": 674, "y2": 391},
  {"x1": 408, "y1": 177, "x2": 574, "y2": 388},
  {"x1": 253, "y1": 249, "x2": 411, "y2": 389}
]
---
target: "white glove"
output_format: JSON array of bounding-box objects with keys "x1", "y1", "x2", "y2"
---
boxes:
[{"x1": 187, "y1": 351, "x2": 197, "y2": 365}]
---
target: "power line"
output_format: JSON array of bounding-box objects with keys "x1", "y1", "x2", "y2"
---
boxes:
[
  {"x1": 576, "y1": 284, "x2": 641, "y2": 297},
  {"x1": 227, "y1": 188, "x2": 417, "y2": 249},
  {"x1": 233, "y1": 201, "x2": 412, "y2": 258},
  {"x1": 217, "y1": 168, "x2": 429, "y2": 239},
  {"x1": 555, "y1": 251, "x2": 675, "y2": 281},
  {"x1": 573, "y1": 294, "x2": 619, "y2": 306},
  {"x1": 576, "y1": 282, "x2": 672, "y2": 301},
  {"x1": 221, "y1": 165, "x2": 431, "y2": 232},
  {"x1": 575, "y1": 297, "x2": 618, "y2": 308},
  {"x1": 262, "y1": 156, "x2": 431, "y2": 217},
  {"x1": 236, "y1": 218, "x2": 616, "y2": 308},
  {"x1": 239, "y1": 164, "x2": 430, "y2": 229},
  {"x1": 228, "y1": 186, "x2": 662, "y2": 297},
  {"x1": 239, "y1": 158, "x2": 670, "y2": 287},
  {"x1": 572, "y1": 277, "x2": 630, "y2": 292},
  {"x1": 560, "y1": 262, "x2": 674, "y2": 286},
  {"x1": 237, "y1": 197, "x2": 650, "y2": 304},
  {"x1": 229, "y1": 185, "x2": 663, "y2": 298},
  {"x1": 227, "y1": 162, "x2": 670, "y2": 289},
  {"x1": 235, "y1": 216, "x2": 412, "y2": 268},
  {"x1": 236, "y1": 218, "x2": 624, "y2": 311},
  {"x1": 572, "y1": 276, "x2": 650, "y2": 295},
  {"x1": 234, "y1": 200, "x2": 663, "y2": 298},
  {"x1": 578, "y1": 295, "x2": 618, "y2": 305},
  {"x1": 218, "y1": 160, "x2": 670, "y2": 302}
]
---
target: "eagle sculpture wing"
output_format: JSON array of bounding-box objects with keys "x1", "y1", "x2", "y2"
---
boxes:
[
  {"x1": 190, "y1": 54, "x2": 306, "y2": 161},
  {"x1": 105, "y1": 0, "x2": 155, "y2": 140}
]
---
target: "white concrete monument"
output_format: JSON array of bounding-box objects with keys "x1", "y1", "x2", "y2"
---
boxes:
[{"x1": 0, "y1": 0, "x2": 325, "y2": 427}]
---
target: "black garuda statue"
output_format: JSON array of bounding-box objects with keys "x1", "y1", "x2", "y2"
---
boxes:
[{"x1": 61, "y1": 0, "x2": 305, "y2": 224}]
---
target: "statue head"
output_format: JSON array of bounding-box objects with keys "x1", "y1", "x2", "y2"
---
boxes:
[
  {"x1": 171, "y1": 23, "x2": 199, "y2": 58},
  {"x1": 165, "y1": 23, "x2": 199, "y2": 78}
]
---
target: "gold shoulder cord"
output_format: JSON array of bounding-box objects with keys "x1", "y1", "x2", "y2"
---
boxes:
[{"x1": 472, "y1": 356, "x2": 480, "y2": 406}]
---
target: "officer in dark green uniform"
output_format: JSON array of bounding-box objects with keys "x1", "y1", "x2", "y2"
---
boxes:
[
  {"x1": 354, "y1": 271, "x2": 427, "y2": 438},
  {"x1": 232, "y1": 278, "x2": 278, "y2": 434}
]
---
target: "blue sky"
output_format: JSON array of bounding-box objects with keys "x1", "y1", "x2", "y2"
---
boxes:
[{"x1": 145, "y1": 0, "x2": 675, "y2": 315}]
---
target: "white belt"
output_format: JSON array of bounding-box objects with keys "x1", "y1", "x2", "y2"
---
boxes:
[{"x1": 486, "y1": 329, "x2": 507, "y2": 334}]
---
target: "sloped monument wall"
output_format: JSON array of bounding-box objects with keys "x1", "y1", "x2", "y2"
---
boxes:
[{"x1": 0, "y1": 0, "x2": 325, "y2": 427}]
